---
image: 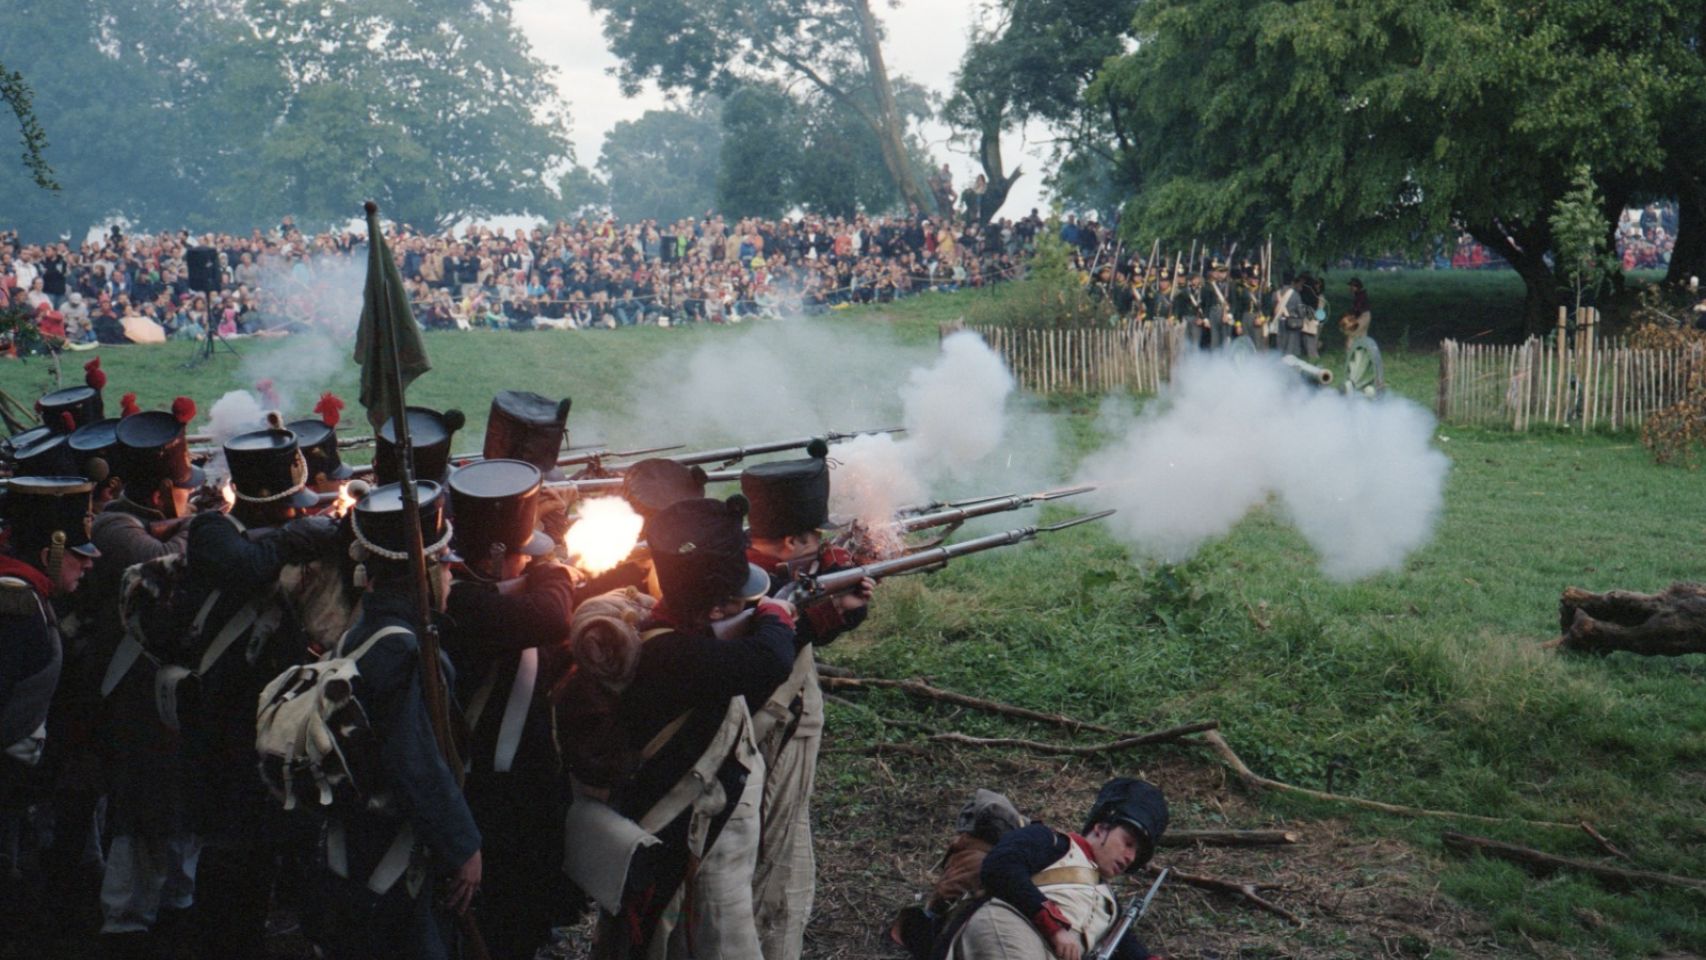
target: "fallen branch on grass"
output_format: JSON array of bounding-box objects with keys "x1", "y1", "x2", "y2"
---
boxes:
[
  {"x1": 1162, "y1": 828, "x2": 1302, "y2": 848},
  {"x1": 1579, "y1": 821, "x2": 1632, "y2": 863},
  {"x1": 927, "y1": 721, "x2": 1218, "y2": 755},
  {"x1": 1198, "y1": 731, "x2": 1578, "y2": 830},
  {"x1": 1549, "y1": 583, "x2": 1706, "y2": 657},
  {"x1": 1146, "y1": 864, "x2": 1304, "y2": 926},
  {"x1": 819, "y1": 674, "x2": 1137, "y2": 737},
  {"x1": 1441, "y1": 832, "x2": 1706, "y2": 895}
]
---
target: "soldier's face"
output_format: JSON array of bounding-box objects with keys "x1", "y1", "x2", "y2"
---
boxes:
[
  {"x1": 50, "y1": 549, "x2": 95, "y2": 595},
  {"x1": 1086, "y1": 822, "x2": 1144, "y2": 879}
]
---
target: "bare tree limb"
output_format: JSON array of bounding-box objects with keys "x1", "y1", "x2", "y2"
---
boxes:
[
  {"x1": 1442, "y1": 832, "x2": 1706, "y2": 895},
  {"x1": 1198, "y1": 731, "x2": 1578, "y2": 830},
  {"x1": 928, "y1": 721, "x2": 1218, "y2": 755}
]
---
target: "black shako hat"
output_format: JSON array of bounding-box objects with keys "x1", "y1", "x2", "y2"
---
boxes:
[
  {"x1": 1082, "y1": 777, "x2": 1169, "y2": 871},
  {"x1": 116, "y1": 411, "x2": 205, "y2": 494},
  {"x1": 4, "y1": 476, "x2": 100, "y2": 559},
  {"x1": 12, "y1": 434, "x2": 82, "y2": 479},
  {"x1": 4, "y1": 425, "x2": 53, "y2": 464},
  {"x1": 623, "y1": 458, "x2": 708, "y2": 520},
  {"x1": 38, "y1": 385, "x2": 103, "y2": 434},
  {"x1": 288, "y1": 418, "x2": 355, "y2": 489},
  {"x1": 648, "y1": 495, "x2": 770, "y2": 617},
  {"x1": 224, "y1": 428, "x2": 319, "y2": 510},
  {"x1": 449, "y1": 459, "x2": 553, "y2": 562},
  {"x1": 69, "y1": 418, "x2": 121, "y2": 481},
  {"x1": 740, "y1": 438, "x2": 833, "y2": 540},
  {"x1": 351, "y1": 481, "x2": 454, "y2": 565},
  {"x1": 482, "y1": 391, "x2": 571, "y2": 478},
  {"x1": 374, "y1": 406, "x2": 465, "y2": 486}
]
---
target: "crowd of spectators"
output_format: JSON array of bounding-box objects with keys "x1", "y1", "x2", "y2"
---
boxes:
[{"x1": 0, "y1": 209, "x2": 1045, "y2": 347}]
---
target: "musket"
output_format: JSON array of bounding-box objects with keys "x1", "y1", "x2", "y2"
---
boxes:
[
  {"x1": 841, "y1": 486, "x2": 1095, "y2": 558},
  {"x1": 350, "y1": 442, "x2": 687, "y2": 478},
  {"x1": 1091, "y1": 868, "x2": 1168, "y2": 960},
  {"x1": 653, "y1": 427, "x2": 902, "y2": 470},
  {"x1": 787, "y1": 511, "x2": 1114, "y2": 603},
  {"x1": 545, "y1": 467, "x2": 742, "y2": 494},
  {"x1": 1281, "y1": 355, "x2": 1334, "y2": 386}
]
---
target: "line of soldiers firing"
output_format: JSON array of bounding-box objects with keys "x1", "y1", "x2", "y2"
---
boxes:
[
  {"x1": 0, "y1": 365, "x2": 1159, "y2": 960},
  {"x1": 1081, "y1": 250, "x2": 1387, "y2": 398}
]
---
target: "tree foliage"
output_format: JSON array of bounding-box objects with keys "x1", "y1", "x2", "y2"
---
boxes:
[
  {"x1": 586, "y1": 0, "x2": 931, "y2": 212},
  {"x1": 598, "y1": 102, "x2": 723, "y2": 222},
  {"x1": 1087, "y1": 0, "x2": 1696, "y2": 330},
  {"x1": 1551, "y1": 165, "x2": 1616, "y2": 312},
  {"x1": 0, "y1": 61, "x2": 57, "y2": 191},
  {"x1": 946, "y1": 0, "x2": 1137, "y2": 224},
  {"x1": 0, "y1": 0, "x2": 572, "y2": 239}
]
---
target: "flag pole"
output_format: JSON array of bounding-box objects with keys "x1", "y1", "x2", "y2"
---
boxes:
[
  {"x1": 363, "y1": 200, "x2": 463, "y2": 782},
  {"x1": 363, "y1": 202, "x2": 490, "y2": 960}
]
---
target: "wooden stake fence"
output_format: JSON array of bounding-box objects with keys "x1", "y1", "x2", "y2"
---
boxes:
[
  {"x1": 1437, "y1": 310, "x2": 1703, "y2": 432},
  {"x1": 952, "y1": 320, "x2": 1194, "y2": 396}
]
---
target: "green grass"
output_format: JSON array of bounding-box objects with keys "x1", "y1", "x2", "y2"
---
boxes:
[{"x1": 4, "y1": 277, "x2": 1702, "y2": 956}]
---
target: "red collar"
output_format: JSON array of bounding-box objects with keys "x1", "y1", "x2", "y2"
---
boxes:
[
  {"x1": 1068, "y1": 832, "x2": 1096, "y2": 862},
  {"x1": 0, "y1": 556, "x2": 52, "y2": 597}
]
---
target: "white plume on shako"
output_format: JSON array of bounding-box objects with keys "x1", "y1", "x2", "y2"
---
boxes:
[{"x1": 1074, "y1": 352, "x2": 1451, "y2": 581}]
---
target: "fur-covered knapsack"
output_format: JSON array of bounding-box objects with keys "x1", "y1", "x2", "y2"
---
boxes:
[
  {"x1": 254, "y1": 626, "x2": 403, "y2": 812},
  {"x1": 551, "y1": 587, "x2": 658, "y2": 790}
]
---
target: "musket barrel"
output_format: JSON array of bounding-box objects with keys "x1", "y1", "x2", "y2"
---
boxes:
[{"x1": 893, "y1": 486, "x2": 1094, "y2": 533}]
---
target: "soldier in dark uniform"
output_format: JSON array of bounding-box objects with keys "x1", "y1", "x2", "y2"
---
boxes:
[
  {"x1": 442, "y1": 458, "x2": 576, "y2": 959},
  {"x1": 176, "y1": 426, "x2": 339, "y2": 959},
  {"x1": 0, "y1": 478, "x2": 96, "y2": 946},
  {"x1": 1205, "y1": 260, "x2": 1234, "y2": 349},
  {"x1": 82, "y1": 406, "x2": 207, "y2": 953},
  {"x1": 1147, "y1": 273, "x2": 1176, "y2": 324},
  {"x1": 481, "y1": 390, "x2": 573, "y2": 480},
  {"x1": 948, "y1": 778, "x2": 1169, "y2": 960},
  {"x1": 1181, "y1": 271, "x2": 1209, "y2": 348},
  {"x1": 741, "y1": 443, "x2": 873, "y2": 960},
  {"x1": 313, "y1": 481, "x2": 481, "y2": 960},
  {"x1": 289, "y1": 402, "x2": 357, "y2": 495},
  {"x1": 561, "y1": 495, "x2": 793, "y2": 960}
]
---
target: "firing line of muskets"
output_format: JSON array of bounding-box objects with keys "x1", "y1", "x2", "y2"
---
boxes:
[{"x1": 3, "y1": 381, "x2": 1114, "y2": 596}]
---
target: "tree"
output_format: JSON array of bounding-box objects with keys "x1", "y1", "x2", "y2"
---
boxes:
[
  {"x1": 717, "y1": 85, "x2": 802, "y2": 220},
  {"x1": 1089, "y1": 0, "x2": 1690, "y2": 332},
  {"x1": 946, "y1": 0, "x2": 1138, "y2": 224},
  {"x1": 227, "y1": 0, "x2": 573, "y2": 231},
  {"x1": 1551, "y1": 166, "x2": 1616, "y2": 314},
  {"x1": 598, "y1": 104, "x2": 723, "y2": 223},
  {"x1": 0, "y1": 61, "x2": 57, "y2": 191},
  {"x1": 0, "y1": 0, "x2": 573, "y2": 240},
  {"x1": 587, "y1": 0, "x2": 930, "y2": 212}
]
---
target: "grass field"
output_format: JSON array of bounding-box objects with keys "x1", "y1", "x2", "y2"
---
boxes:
[{"x1": 3, "y1": 272, "x2": 1702, "y2": 958}]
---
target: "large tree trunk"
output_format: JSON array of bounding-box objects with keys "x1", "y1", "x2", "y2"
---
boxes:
[
  {"x1": 1466, "y1": 221, "x2": 1560, "y2": 336},
  {"x1": 1553, "y1": 583, "x2": 1706, "y2": 656},
  {"x1": 849, "y1": 0, "x2": 927, "y2": 214},
  {"x1": 974, "y1": 111, "x2": 1021, "y2": 225},
  {"x1": 1665, "y1": 173, "x2": 1706, "y2": 287}
]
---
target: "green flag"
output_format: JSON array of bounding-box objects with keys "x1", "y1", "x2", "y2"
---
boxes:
[{"x1": 354, "y1": 201, "x2": 431, "y2": 431}]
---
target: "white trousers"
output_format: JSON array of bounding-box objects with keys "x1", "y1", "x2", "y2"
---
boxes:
[{"x1": 99, "y1": 832, "x2": 201, "y2": 934}]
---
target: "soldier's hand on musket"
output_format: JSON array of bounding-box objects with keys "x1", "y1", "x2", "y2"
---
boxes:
[
  {"x1": 756, "y1": 597, "x2": 796, "y2": 623},
  {"x1": 1049, "y1": 929, "x2": 1083, "y2": 960},
  {"x1": 834, "y1": 576, "x2": 876, "y2": 613},
  {"x1": 444, "y1": 848, "x2": 482, "y2": 915}
]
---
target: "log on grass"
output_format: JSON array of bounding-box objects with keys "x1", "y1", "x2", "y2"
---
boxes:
[
  {"x1": 1554, "y1": 583, "x2": 1706, "y2": 656},
  {"x1": 1162, "y1": 828, "x2": 1302, "y2": 848},
  {"x1": 1146, "y1": 864, "x2": 1304, "y2": 926},
  {"x1": 1441, "y1": 832, "x2": 1706, "y2": 896}
]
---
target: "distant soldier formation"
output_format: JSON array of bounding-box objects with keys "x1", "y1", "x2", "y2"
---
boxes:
[
  {"x1": 1071, "y1": 235, "x2": 1386, "y2": 396},
  {"x1": 0, "y1": 361, "x2": 1140, "y2": 960}
]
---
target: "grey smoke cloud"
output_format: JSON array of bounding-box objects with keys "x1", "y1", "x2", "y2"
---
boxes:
[{"x1": 1074, "y1": 352, "x2": 1450, "y2": 581}]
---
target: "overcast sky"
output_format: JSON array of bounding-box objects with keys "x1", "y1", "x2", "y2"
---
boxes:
[{"x1": 510, "y1": 0, "x2": 1055, "y2": 218}]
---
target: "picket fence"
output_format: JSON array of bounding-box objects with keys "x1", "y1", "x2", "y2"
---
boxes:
[
  {"x1": 946, "y1": 321, "x2": 1194, "y2": 395},
  {"x1": 1437, "y1": 309, "x2": 1703, "y2": 431}
]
